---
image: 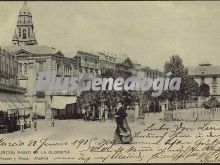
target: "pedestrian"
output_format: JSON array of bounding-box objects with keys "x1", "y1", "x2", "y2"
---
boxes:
[
  {"x1": 82, "y1": 108, "x2": 86, "y2": 120},
  {"x1": 113, "y1": 102, "x2": 132, "y2": 144},
  {"x1": 19, "y1": 117, "x2": 25, "y2": 132},
  {"x1": 51, "y1": 116, "x2": 55, "y2": 127},
  {"x1": 28, "y1": 117, "x2": 32, "y2": 128},
  {"x1": 102, "y1": 108, "x2": 106, "y2": 122},
  {"x1": 33, "y1": 118, "x2": 37, "y2": 131}
]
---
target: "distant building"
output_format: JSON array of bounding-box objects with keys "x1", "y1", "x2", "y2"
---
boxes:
[
  {"x1": 188, "y1": 62, "x2": 220, "y2": 97},
  {"x1": 98, "y1": 51, "x2": 117, "y2": 74},
  {"x1": 98, "y1": 51, "x2": 140, "y2": 77},
  {"x1": 75, "y1": 50, "x2": 100, "y2": 77},
  {"x1": 141, "y1": 66, "x2": 163, "y2": 79}
]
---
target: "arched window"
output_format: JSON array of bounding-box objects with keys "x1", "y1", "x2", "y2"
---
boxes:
[{"x1": 23, "y1": 29, "x2": 26, "y2": 39}]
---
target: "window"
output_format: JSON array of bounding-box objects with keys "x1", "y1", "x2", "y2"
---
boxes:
[
  {"x1": 201, "y1": 77, "x2": 205, "y2": 84},
  {"x1": 14, "y1": 65, "x2": 17, "y2": 77},
  {"x1": 57, "y1": 64, "x2": 60, "y2": 74},
  {"x1": 85, "y1": 67, "x2": 88, "y2": 73},
  {"x1": 24, "y1": 63, "x2": 27, "y2": 75},
  {"x1": 6, "y1": 64, "x2": 8, "y2": 74},
  {"x1": 19, "y1": 28, "x2": 21, "y2": 37},
  {"x1": 36, "y1": 91, "x2": 45, "y2": 98},
  {"x1": 28, "y1": 28, "x2": 30, "y2": 37},
  {"x1": 213, "y1": 77, "x2": 217, "y2": 83},
  {"x1": 79, "y1": 67, "x2": 82, "y2": 73},
  {"x1": 213, "y1": 89, "x2": 216, "y2": 94},
  {"x1": 39, "y1": 62, "x2": 43, "y2": 72},
  {"x1": 0, "y1": 56, "x2": 1, "y2": 73},
  {"x1": 23, "y1": 29, "x2": 26, "y2": 39},
  {"x1": 85, "y1": 58, "x2": 87, "y2": 62},
  {"x1": 18, "y1": 63, "x2": 22, "y2": 75}
]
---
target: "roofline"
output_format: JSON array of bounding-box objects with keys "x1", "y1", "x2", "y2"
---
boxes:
[{"x1": 189, "y1": 74, "x2": 220, "y2": 77}]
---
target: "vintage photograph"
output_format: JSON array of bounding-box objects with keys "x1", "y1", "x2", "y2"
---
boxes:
[{"x1": 0, "y1": 1, "x2": 220, "y2": 163}]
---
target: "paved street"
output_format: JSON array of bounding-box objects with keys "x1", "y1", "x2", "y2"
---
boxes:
[
  {"x1": 3, "y1": 107, "x2": 220, "y2": 141},
  {"x1": 2, "y1": 119, "x2": 142, "y2": 140}
]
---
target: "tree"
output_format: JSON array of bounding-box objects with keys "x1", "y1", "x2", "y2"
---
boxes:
[
  {"x1": 203, "y1": 96, "x2": 220, "y2": 109},
  {"x1": 163, "y1": 55, "x2": 200, "y2": 109},
  {"x1": 199, "y1": 83, "x2": 210, "y2": 98}
]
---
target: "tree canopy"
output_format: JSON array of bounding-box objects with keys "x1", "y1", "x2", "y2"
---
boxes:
[{"x1": 163, "y1": 55, "x2": 199, "y2": 103}]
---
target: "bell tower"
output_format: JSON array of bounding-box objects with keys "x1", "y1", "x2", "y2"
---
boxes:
[{"x1": 12, "y1": 1, "x2": 38, "y2": 46}]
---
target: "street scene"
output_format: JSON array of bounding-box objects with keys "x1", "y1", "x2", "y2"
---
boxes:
[{"x1": 0, "y1": 1, "x2": 220, "y2": 163}]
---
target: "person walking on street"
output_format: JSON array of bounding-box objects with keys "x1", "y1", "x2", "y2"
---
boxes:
[
  {"x1": 102, "y1": 108, "x2": 106, "y2": 122},
  {"x1": 19, "y1": 117, "x2": 25, "y2": 132},
  {"x1": 82, "y1": 108, "x2": 86, "y2": 120},
  {"x1": 33, "y1": 118, "x2": 37, "y2": 131},
  {"x1": 113, "y1": 102, "x2": 132, "y2": 144},
  {"x1": 51, "y1": 116, "x2": 55, "y2": 127}
]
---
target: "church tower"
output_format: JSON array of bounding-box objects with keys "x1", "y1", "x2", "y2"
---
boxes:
[{"x1": 12, "y1": 1, "x2": 38, "y2": 46}]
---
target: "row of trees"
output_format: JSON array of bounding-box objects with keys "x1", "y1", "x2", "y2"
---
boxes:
[
  {"x1": 77, "y1": 55, "x2": 215, "y2": 115},
  {"x1": 77, "y1": 70, "x2": 139, "y2": 117}
]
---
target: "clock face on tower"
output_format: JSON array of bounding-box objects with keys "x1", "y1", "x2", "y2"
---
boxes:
[{"x1": 12, "y1": 1, "x2": 38, "y2": 46}]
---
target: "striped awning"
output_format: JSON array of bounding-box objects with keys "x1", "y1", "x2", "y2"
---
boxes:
[{"x1": 0, "y1": 93, "x2": 31, "y2": 112}]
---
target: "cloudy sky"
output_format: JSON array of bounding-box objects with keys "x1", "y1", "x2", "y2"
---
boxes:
[{"x1": 0, "y1": 1, "x2": 220, "y2": 70}]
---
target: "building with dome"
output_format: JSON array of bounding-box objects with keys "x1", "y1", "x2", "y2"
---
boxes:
[
  {"x1": 7, "y1": 1, "x2": 79, "y2": 119},
  {"x1": 12, "y1": 1, "x2": 37, "y2": 46}
]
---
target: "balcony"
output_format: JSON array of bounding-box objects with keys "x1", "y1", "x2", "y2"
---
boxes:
[
  {"x1": 0, "y1": 82, "x2": 26, "y2": 93},
  {"x1": 81, "y1": 62, "x2": 99, "y2": 69}
]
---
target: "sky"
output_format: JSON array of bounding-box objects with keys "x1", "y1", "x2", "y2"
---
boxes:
[{"x1": 1, "y1": 1, "x2": 220, "y2": 70}]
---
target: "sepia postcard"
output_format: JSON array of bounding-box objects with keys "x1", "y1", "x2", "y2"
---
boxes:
[{"x1": 0, "y1": 0, "x2": 220, "y2": 164}]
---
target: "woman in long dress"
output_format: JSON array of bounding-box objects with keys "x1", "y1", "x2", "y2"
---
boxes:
[{"x1": 113, "y1": 102, "x2": 132, "y2": 144}]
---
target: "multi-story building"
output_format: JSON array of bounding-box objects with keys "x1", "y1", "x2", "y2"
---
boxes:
[
  {"x1": 188, "y1": 62, "x2": 220, "y2": 98},
  {"x1": 75, "y1": 50, "x2": 100, "y2": 77},
  {"x1": 98, "y1": 51, "x2": 117, "y2": 74},
  {"x1": 141, "y1": 66, "x2": 163, "y2": 79},
  {"x1": 0, "y1": 47, "x2": 30, "y2": 131},
  {"x1": 98, "y1": 51, "x2": 140, "y2": 77}
]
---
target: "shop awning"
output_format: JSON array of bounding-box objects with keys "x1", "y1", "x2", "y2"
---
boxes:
[
  {"x1": 0, "y1": 102, "x2": 9, "y2": 112},
  {"x1": 0, "y1": 93, "x2": 30, "y2": 112},
  {"x1": 50, "y1": 96, "x2": 77, "y2": 109},
  {"x1": 15, "y1": 95, "x2": 31, "y2": 109}
]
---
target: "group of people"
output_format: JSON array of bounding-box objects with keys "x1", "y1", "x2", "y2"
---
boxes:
[
  {"x1": 18, "y1": 116, "x2": 37, "y2": 132},
  {"x1": 81, "y1": 107, "x2": 107, "y2": 122},
  {"x1": 19, "y1": 115, "x2": 55, "y2": 133}
]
